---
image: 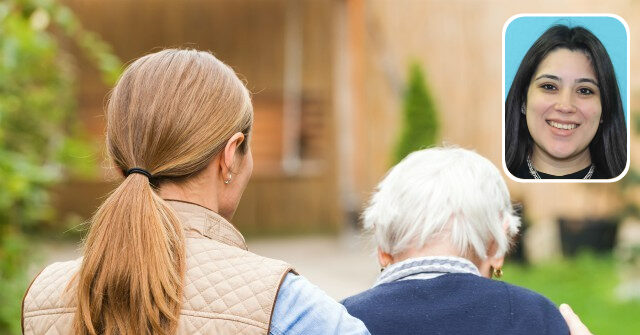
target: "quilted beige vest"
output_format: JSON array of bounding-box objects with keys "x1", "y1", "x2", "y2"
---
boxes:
[{"x1": 22, "y1": 200, "x2": 293, "y2": 334}]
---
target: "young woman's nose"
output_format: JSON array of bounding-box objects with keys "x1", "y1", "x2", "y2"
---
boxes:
[{"x1": 553, "y1": 91, "x2": 577, "y2": 113}]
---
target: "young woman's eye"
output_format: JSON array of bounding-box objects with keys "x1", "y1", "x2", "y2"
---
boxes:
[
  {"x1": 578, "y1": 87, "x2": 594, "y2": 95},
  {"x1": 540, "y1": 84, "x2": 557, "y2": 91}
]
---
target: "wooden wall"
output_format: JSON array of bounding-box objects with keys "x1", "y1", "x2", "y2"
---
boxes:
[{"x1": 55, "y1": 0, "x2": 340, "y2": 234}]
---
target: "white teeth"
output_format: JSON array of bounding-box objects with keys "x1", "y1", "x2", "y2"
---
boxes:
[{"x1": 548, "y1": 121, "x2": 577, "y2": 130}]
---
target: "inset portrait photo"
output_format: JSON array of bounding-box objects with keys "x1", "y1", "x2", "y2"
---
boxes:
[{"x1": 502, "y1": 15, "x2": 629, "y2": 182}]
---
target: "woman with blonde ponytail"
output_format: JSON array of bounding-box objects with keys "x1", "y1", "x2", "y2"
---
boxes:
[{"x1": 22, "y1": 49, "x2": 369, "y2": 335}]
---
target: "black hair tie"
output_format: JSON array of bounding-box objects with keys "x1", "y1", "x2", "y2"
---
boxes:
[{"x1": 125, "y1": 167, "x2": 152, "y2": 179}]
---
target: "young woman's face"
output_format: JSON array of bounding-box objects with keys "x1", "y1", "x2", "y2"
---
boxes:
[{"x1": 525, "y1": 48, "x2": 602, "y2": 161}]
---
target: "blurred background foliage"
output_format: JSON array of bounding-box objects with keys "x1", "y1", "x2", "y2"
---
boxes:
[
  {"x1": 393, "y1": 62, "x2": 439, "y2": 164},
  {"x1": 0, "y1": 0, "x2": 121, "y2": 332}
]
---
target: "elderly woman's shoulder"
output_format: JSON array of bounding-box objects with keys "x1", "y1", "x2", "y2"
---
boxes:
[
  {"x1": 342, "y1": 274, "x2": 569, "y2": 335},
  {"x1": 483, "y1": 277, "x2": 570, "y2": 333},
  {"x1": 462, "y1": 275, "x2": 565, "y2": 316},
  {"x1": 497, "y1": 279, "x2": 566, "y2": 318},
  {"x1": 345, "y1": 274, "x2": 560, "y2": 308}
]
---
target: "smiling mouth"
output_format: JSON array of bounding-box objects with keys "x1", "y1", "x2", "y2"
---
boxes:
[{"x1": 547, "y1": 120, "x2": 579, "y2": 130}]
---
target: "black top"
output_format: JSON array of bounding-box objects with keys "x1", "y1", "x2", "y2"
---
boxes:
[
  {"x1": 342, "y1": 273, "x2": 569, "y2": 335},
  {"x1": 513, "y1": 163, "x2": 605, "y2": 179}
]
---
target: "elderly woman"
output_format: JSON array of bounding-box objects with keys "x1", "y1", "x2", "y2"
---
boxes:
[{"x1": 343, "y1": 147, "x2": 570, "y2": 334}]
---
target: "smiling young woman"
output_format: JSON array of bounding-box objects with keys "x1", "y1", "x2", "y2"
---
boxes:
[{"x1": 505, "y1": 25, "x2": 627, "y2": 179}]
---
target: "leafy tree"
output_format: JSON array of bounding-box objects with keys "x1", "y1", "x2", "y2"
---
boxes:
[
  {"x1": 393, "y1": 62, "x2": 439, "y2": 164},
  {"x1": 0, "y1": 0, "x2": 121, "y2": 332}
]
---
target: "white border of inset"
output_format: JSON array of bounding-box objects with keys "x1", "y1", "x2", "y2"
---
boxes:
[{"x1": 501, "y1": 13, "x2": 631, "y2": 183}]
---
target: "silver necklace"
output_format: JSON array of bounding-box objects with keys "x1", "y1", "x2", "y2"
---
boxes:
[{"x1": 526, "y1": 155, "x2": 594, "y2": 179}]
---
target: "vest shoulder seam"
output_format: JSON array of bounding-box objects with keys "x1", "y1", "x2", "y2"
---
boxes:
[{"x1": 24, "y1": 307, "x2": 75, "y2": 318}]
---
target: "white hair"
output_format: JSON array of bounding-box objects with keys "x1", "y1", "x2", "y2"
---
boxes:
[{"x1": 363, "y1": 147, "x2": 520, "y2": 260}]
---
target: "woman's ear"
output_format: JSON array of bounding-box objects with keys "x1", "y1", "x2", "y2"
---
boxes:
[
  {"x1": 486, "y1": 221, "x2": 511, "y2": 276},
  {"x1": 219, "y1": 132, "x2": 245, "y2": 182},
  {"x1": 479, "y1": 239, "x2": 505, "y2": 278},
  {"x1": 489, "y1": 251, "x2": 505, "y2": 272},
  {"x1": 377, "y1": 247, "x2": 394, "y2": 268}
]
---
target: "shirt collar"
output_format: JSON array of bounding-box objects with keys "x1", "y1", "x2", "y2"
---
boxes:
[
  {"x1": 375, "y1": 256, "x2": 481, "y2": 287},
  {"x1": 165, "y1": 199, "x2": 248, "y2": 250}
]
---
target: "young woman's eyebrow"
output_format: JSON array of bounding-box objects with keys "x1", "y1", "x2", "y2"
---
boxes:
[
  {"x1": 575, "y1": 78, "x2": 599, "y2": 86},
  {"x1": 534, "y1": 74, "x2": 598, "y2": 86},
  {"x1": 534, "y1": 74, "x2": 560, "y2": 81}
]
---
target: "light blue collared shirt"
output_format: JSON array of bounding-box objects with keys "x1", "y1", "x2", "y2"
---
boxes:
[{"x1": 269, "y1": 273, "x2": 370, "y2": 335}]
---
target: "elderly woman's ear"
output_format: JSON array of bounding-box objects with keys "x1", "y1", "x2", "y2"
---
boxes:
[
  {"x1": 480, "y1": 242, "x2": 505, "y2": 279},
  {"x1": 478, "y1": 221, "x2": 511, "y2": 278},
  {"x1": 377, "y1": 247, "x2": 393, "y2": 270},
  {"x1": 491, "y1": 255, "x2": 505, "y2": 278}
]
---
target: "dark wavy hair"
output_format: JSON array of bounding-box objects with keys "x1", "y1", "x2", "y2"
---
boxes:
[{"x1": 505, "y1": 25, "x2": 626, "y2": 178}]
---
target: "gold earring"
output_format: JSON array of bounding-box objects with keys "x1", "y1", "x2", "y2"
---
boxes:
[
  {"x1": 224, "y1": 173, "x2": 232, "y2": 184},
  {"x1": 492, "y1": 267, "x2": 503, "y2": 278}
]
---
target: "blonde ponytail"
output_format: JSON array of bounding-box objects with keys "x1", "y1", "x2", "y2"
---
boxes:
[
  {"x1": 73, "y1": 49, "x2": 253, "y2": 334},
  {"x1": 75, "y1": 174, "x2": 184, "y2": 334}
]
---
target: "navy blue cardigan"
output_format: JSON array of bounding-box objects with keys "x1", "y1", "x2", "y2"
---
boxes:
[{"x1": 342, "y1": 273, "x2": 569, "y2": 335}]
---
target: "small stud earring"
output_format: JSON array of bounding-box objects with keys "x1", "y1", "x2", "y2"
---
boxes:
[
  {"x1": 224, "y1": 173, "x2": 232, "y2": 184},
  {"x1": 521, "y1": 104, "x2": 526, "y2": 115}
]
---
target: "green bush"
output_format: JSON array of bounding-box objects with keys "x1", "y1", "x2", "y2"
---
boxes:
[
  {"x1": 0, "y1": 0, "x2": 121, "y2": 333},
  {"x1": 393, "y1": 62, "x2": 439, "y2": 164}
]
